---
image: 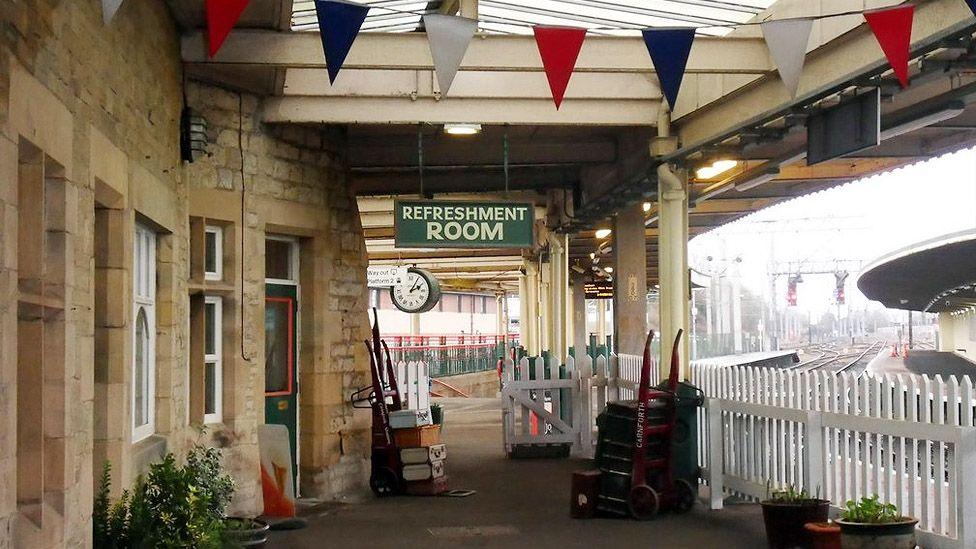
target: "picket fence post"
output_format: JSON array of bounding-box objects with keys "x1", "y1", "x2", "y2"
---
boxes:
[{"x1": 707, "y1": 397, "x2": 724, "y2": 510}]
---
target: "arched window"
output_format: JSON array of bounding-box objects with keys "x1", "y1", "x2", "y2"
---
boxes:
[{"x1": 132, "y1": 223, "x2": 156, "y2": 442}]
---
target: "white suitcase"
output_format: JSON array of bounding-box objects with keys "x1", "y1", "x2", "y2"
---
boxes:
[
  {"x1": 390, "y1": 408, "x2": 432, "y2": 429},
  {"x1": 401, "y1": 460, "x2": 445, "y2": 481},
  {"x1": 400, "y1": 444, "x2": 447, "y2": 465}
]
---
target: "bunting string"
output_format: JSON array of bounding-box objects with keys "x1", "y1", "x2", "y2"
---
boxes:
[{"x1": 195, "y1": 1, "x2": 976, "y2": 110}]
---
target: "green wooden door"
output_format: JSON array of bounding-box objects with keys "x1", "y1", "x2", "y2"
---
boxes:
[{"x1": 265, "y1": 283, "x2": 298, "y2": 491}]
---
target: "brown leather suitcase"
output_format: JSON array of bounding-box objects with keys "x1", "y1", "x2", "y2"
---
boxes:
[{"x1": 570, "y1": 470, "x2": 601, "y2": 519}]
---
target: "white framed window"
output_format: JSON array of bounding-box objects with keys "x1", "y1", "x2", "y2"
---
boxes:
[
  {"x1": 265, "y1": 234, "x2": 299, "y2": 284},
  {"x1": 132, "y1": 223, "x2": 157, "y2": 442},
  {"x1": 204, "y1": 225, "x2": 223, "y2": 281},
  {"x1": 204, "y1": 295, "x2": 223, "y2": 424}
]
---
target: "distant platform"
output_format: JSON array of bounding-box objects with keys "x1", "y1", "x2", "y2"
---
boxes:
[
  {"x1": 868, "y1": 349, "x2": 976, "y2": 379},
  {"x1": 696, "y1": 350, "x2": 799, "y2": 369}
]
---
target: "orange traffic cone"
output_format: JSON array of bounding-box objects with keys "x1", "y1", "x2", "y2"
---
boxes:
[
  {"x1": 903, "y1": 345, "x2": 909, "y2": 358},
  {"x1": 890, "y1": 344, "x2": 899, "y2": 357}
]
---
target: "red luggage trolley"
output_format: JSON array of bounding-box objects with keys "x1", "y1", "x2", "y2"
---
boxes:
[
  {"x1": 351, "y1": 309, "x2": 405, "y2": 496},
  {"x1": 626, "y1": 329, "x2": 697, "y2": 519}
]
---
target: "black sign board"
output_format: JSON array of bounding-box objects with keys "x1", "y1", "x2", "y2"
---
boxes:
[
  {"x1": 584, "y1": 280, "x2": 614, "y2": 300},
  {"x1": 807, "y1": 88, "x2": 880, "y2": 165}
]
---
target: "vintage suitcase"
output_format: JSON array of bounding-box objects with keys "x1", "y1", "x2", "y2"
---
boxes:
[
  {"x1": 402, "y1": 460, "x2": 446, "y2": 481},
  {"x1": 393, "y1": 424, "x2": 441, "y2": 448},
  {"x1": 400, "y1": 444, "x2": 447, "y2": 464},
  {"x1": 390, "y1": 408, "x2": 433, "y2": 429},
  {"x1": 404, "y1": 475, "x2": 450, "y2": 496},
  {"x1": 570, "y1": 470, "x2": 602, "y2": 519}
]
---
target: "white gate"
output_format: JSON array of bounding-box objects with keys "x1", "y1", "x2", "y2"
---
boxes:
[
  {"x1": 500, "y1": 353, "x2": 652, "y2": 457},
  {"x1": 396, "y1": 360, "x2": 430, "y2": 410}
]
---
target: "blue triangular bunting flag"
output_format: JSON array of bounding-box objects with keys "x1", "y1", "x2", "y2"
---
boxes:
[
  {"x1": 314, "y1": 0, "x2": 370, "y2": 84},
  {"x1": 968, "y1": 0, "x2": 976, "y2": 17},
  {"x1": 641, "y1": 28, "x2": 696, "y2": 110}
]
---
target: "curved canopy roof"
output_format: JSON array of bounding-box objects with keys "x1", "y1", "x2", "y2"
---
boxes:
[
  {"x1": 292, "y1": 0, "x2": 777, "y2": 36},
  {"x1": 857, "y1": 230, "x2": 976, "y2": 313}
]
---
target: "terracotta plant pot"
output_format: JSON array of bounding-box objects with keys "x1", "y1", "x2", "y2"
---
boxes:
[
  {"x1": 835, "y1": 518, "x2": 918, "y2": 549},
  {"x1": 805, "y1": 521, "x2": 841, "y2": 549},
  {"x1": 761, "y1": 499, "x2": 830, "y2": 549}
]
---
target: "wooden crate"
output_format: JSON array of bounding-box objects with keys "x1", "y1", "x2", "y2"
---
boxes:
[{"x1": 393, "y1": 424, "x2": 441, "y2": 448}]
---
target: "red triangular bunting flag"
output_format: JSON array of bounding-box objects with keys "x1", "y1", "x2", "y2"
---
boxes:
[
  {"x1": 864, "y1": 5, "x2": 914, "y2": 88},
  {"x1": 533, "y1": 26, "x2": 587, "y2": 110},
  {"x1": 207, "y1": 0, "x2": 251, "y2": 58}
]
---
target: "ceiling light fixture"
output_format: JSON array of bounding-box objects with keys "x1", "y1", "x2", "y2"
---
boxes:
[
  {"x1": 604, "y1": 266, "x2": 614, "y2": 273},
  {"x1": 695, "y1": 159, "x2": 738, "y2": 180},
  {"x1": 444, "y1": 123, "x2": 482, "y2": 136},
  {"x1": 642, "y1": 202, "x2": 652, "y2": 212},
  {"x1": 595, "y1": 228, "x2": 612, "y2": 239}
]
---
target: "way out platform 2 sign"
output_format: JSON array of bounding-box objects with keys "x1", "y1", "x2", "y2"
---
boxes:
[{"x1": 394, "y1": 200, "x2": 534, "y2": 249}]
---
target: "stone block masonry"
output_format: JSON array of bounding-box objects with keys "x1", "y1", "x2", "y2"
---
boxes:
[{"x1": 0, "y1": 1, "x2": 372, "y2": 547}]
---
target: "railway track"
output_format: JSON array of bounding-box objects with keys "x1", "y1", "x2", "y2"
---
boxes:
[{"x1": 790, "y1": 341, "x2": 885, "y2": 375}]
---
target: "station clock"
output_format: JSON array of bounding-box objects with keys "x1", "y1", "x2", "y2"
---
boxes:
[{"x1": 390, "y1": 267, "x2": 441, "y2": 313}]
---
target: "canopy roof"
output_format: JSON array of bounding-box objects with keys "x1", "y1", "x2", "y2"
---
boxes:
[
  {"x1": 857, "y1": 230, "x2": 976, "y2": 314},
  {"x1": 291, "y1": 0, "x2": 777, "y2": 36}
]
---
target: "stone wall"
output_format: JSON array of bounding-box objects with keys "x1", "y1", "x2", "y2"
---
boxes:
[
  {"x1": 1, "y1": 1, "x2": 186, "y2": 547},
  {"x1": 0, "y1": 1, "x2": 371, "y2": 546},
  {"x1": 184, "y1": 81, "x2": 372, "y2": 508}
]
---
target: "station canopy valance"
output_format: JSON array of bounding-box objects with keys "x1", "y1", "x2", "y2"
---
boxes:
[{"x1": 291, "y1": 0, "x2": 778, "y2": 36}]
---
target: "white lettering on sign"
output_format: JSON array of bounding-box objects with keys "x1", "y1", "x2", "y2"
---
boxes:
[
  {"x1": 367, "y1": 266, "x2": 408, "y2": 288},
  {"x1": 426, "y1": 221, "x2": 505, "y2": 242}
]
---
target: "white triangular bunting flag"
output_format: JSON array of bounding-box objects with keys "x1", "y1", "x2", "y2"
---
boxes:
[
  {"x1": 423, "y1": 14, "x2": 477, "y2": 96},
  {"x1": 761, "y1": 18, "x2": 813, "y2": 98},
  {"x1": 102, "y1": 0, "x2": 124, "y2": 24}
]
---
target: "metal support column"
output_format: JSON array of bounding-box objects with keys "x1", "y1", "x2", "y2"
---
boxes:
[
  {"x1": 523, "y1": 259, "x2": 540, "y2": 356},
  {"x1": 655, "y1": 108, "x2": 691, "y2": 379},
  {"x1": 548, "y1": 233, "x2": 569, "y2": 364}
]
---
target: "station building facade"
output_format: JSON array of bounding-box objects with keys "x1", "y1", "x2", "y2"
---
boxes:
[{"x1": 0, "y1": 2, "x2": 374, "y2": 546}]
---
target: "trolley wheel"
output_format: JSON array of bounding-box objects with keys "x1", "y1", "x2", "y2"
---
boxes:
[
  {"x1": 627, "y1": 484, "x2": 660, "y2": 520},
  {"x1": 673, "y1": 479, "x2": 697, "y2": 514},
  {"x1": 370, "y1": 467, "x2": 400, "y2": 497}
]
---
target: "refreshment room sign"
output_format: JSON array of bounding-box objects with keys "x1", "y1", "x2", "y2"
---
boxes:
[{"x1": 394, "y1": 200, "x2": 535, "y2": 248}]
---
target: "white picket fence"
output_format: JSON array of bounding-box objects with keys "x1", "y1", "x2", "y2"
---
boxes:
[
  {"x1": 693, "y1": 361, "x2": 976, "y2": 549},
  {"x1": 395, "y1": 360, "x2": 430, "y2": 411}
]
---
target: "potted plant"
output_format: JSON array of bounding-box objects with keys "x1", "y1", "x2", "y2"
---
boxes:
[
  {"x1": 431, "y1": 403, "x2": 443, "y2": 426},
  {"x1": 223, "y1": 517, "x2": 270, "y2": 548},
  {"x1": 760, "y1": 484, "x2": 830, "y2": 549},
  {"x1": 93, "y1": 445, "x2": 238, "y2": 549},
  {"x1": 804, "y1": 521, "x2": 841, "y2": 549},
  {"x1": 835, "y1": 495, "x2": 917, "y2": 549}
]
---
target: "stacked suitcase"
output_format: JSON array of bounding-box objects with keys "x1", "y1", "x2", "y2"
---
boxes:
[
  {"x1": 593, "y1": 399, "x2": 671, "y2": 516},
  {"x1": 390, "y1": 409, "x2": 449, "y2": 495}
]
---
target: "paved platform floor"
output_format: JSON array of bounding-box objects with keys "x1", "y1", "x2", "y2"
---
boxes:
[
  {"x1": 869, "y1": 349, "x2": 976, "y2": 379},
  {"x1": 269, "y1": 398, "x2": 766, "y2": 548}
]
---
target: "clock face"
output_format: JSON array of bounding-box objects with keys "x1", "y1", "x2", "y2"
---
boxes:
[{"x1": 390, "y1": 269, "x2": 440, "y2": 313}]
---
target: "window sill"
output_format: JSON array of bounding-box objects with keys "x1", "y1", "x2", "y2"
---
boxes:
[{"x1": 130, "y1": 434, "x2": 168, "y2": 476}]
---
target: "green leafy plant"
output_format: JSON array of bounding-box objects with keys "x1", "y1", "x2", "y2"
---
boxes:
[
  {"x1": 763, "y1": 482, "x2": 823, "y2": 504},
  {"x1": 841, "y1": 495, "x2": 905, "y2": 524},
  {"x1": 92, "y1": 445, "x2": 236, "y2": 549}
]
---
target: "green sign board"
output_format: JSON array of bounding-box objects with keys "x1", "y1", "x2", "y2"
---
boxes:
[{"x1": 394, "y1": 200, "x2": 535, "y2": 249}]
